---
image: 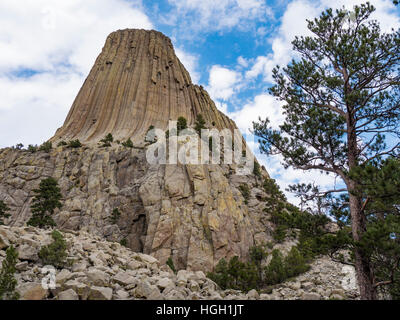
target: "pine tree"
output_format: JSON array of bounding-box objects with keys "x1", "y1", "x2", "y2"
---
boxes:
[
  {"x1": 348, "y1": 158, "x2": 400, "y2": 299},
  {"x1": 100, "y1": 133, "x2": 113, "y2": 147},
  {"x1": 122, "y1": 138, "x2": 134, "y2": 148},
  {"x1": 27, "y1": 177, "x2": 62, "y2": 228},
  {"x1": 108, "y1": 208, "x2": 121, "y2": 224},
  {"x1": 194, "y1": 114, "x2": 206, "y2": 135},
  {"x1": 38, "y1": 230, "x2": 68, "y2": 268},
  {"x1": 0, "y1": 245, "x2": 20, "y2": 300},
  {"x1": 264, "y1": 250, "x2": 287, "y2": 285},
  {"x1": 253, "y1": 4, "x2": 400, "y2": 299},
  {"x1": 0, "y1": 200, "x2": 10, "y2": 225},
  {"x1": 177, "y1": 117, "x2": 187, "y2": 133}
]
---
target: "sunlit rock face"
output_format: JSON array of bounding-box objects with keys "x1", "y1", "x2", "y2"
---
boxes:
[{"x1": 51, "y1": 29, "x2": 237, "y2": 144}]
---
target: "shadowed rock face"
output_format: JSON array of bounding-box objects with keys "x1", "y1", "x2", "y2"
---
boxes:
[{"x1": 52, "y1": 29, "x2": 237, "y2": 144}]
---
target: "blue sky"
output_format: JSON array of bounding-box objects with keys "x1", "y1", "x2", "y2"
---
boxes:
[{"x1": 0, "y1": 0, "x2": 399, "y2": 203}]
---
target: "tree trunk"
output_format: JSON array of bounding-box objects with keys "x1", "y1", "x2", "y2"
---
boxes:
[
  {"x1": 346, "y1": 101, "x2": 377, "y2": 299},
  {"x1": 348, "y1": 192, "x2": 377, "y2": 299}
]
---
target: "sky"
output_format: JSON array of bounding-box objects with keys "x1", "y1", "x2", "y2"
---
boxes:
[{"x1": 0, "y1": 0, "x2": 399, "y2": 203}]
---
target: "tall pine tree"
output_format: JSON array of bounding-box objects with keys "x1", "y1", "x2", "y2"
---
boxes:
[
  {"x1": 0, "y1": 245, "x2": 19, "y2": 300},
  {"x1": 253, "y1": 3, "x2": 400, "y2": 299},
  {"x1": 27, "y1": 177, "x2": 62, "y2": 229}
]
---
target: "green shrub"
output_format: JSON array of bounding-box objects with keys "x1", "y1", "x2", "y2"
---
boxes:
[
  {"x1": 0, "y1": 201, "x2": 11, "y2": 225},
  {"x1": 250, "y1": 245, "x2": 268, "y2": 280},
  {"x1": 253, "y1": 161, "x2": 261, "y2": 177},
  {"x1": 239, "y1": 184, "x2": 250, "y2": 204},
  {"x1": 100, "y1": 133, "x2": 113, "y2": 147},
  {"x1": 27, "y1": 144, "x2": 38, "y2": 153},
  {"x1": 177, "y1": 117, "x2": 187, "y2": 133},
  {"x1": 194, "y1": 114, "x2": 206, "y2": 135},
  {"x1": 207, "y1": 256, "x2": 259, "y2": 292},
  {"x1": 122, "y1": 138, "x2": 134, "y2": 148},
  {"x1": 264, "y1": 249, "x2": 287, "y2": 285},
  {"x1": 208, "y1": 136, "x2": 214, "y2": 152},
  {"x1": 208, "y1": 245, "x2": 310, "y2": 291},
  {"x1": 14, "y1": 143, "x2": 24, "y2": 150},
  {"x1": 38, "y1": 230, "x2": 67, "y2": 268},
  {"x1": 39, "y1": 141, "x2": 52, "y2": 153},
  {"x1": 57, "y1": 141, "x2": 67, "y2": 147},
  {"x1": 120, "y1": 238, "x2": 128, "y2": 247},
  {"x1": 166, "y1": 257, "x2": 177, "y2": 274},
  {"x1": 284, "y1": 247, "x2": 310, "y2": 278},
  {"x1": 109, "y1": 208, "x2": 121, "y2": 224},
  {"x1": 0, "y1": 245, "x2": 19, "y2": 300},
  {"x1": 27, "y1": 177, "x2": 62, "y2": 229},
  {"x1": 68, "y1": 140, "x2": 82, "y2": 148},
  {"x1": 272, "y1": 225, "x2": 287, "y2": 243}
]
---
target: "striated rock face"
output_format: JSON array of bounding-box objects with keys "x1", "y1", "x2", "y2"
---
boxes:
[
  {"x1": 0, "y1": 146, "x2": 272, "y2": 271},
  {"x1": 51, "y1": 29, "x2": 237, "y2": 144},
  {"x1": 0, "y1": 226, "x2": 359, "y2": 300}
]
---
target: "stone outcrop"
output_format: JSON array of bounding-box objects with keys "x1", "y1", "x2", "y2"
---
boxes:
[
  {"x1": 0, "y1": 226, "x2": 359, "y2": 300},
  {"x1": 0, "y1": 145, "x2": 272, "y2": 271},
  {"x1": 51, "y1": 29, "x2": 237, "y2": 144}
]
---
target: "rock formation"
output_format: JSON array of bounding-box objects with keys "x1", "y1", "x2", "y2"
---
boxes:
[
  {"x1": 51, "y1": 29, "x2": 237, "y2": 144},
  {"x1": 0, "y1": 226, "x2": 359, "y2": 300},
  {"x1": 0, "y1": 29, "x2": 362, "y2": 300},
  {"x1": 0, "y1": 29, "x2": 272, "y2": 271}
]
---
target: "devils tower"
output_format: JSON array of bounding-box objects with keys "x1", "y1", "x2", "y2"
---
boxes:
[
  {"x1": 0, "y1": 29, "x2": 273, "y2": 271},
  {"x1": 52, "y1": 29, "x2": 237, "y2": 144}
]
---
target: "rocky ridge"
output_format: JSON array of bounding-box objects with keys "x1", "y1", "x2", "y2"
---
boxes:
[
  {"x1": 0, "y1": 144, "x2": 271, "y2": 271},
  {"x1": 0, "y1": 226, "x2": 359, "y2": 300}
]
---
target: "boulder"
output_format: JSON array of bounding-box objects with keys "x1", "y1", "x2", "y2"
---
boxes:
[
  {"x1": 115, "y1": 289, "x2": 130, "y2": 300},
  {"x1": 17, "y1": 244, "x2": 39, "y2": 261},
  {"x1": 87, "y1": 269, "x2": 110, "y2": 286},
  {"x1": 156, "y1": 278, "x2": 175, "y2": 290},
  {"x1": 247, "y1": 289, "x2": 260, "y2": 300},
  {"x1": 88, "y1": 286, "x2": 113, "y2": 300},
  {"x1": 58, "y1": 289, "x2": 79, "y2": 300},
  {"x1": 301, "y1": 292, "x2": 321, "y2": 300},
  {"x1": 18, "y1": 282, "x2": 48, "y2": 300},
  {"x1": 56, "y1": 269, "x2": 73, "y2": 284},
  {"x1": 113, "y1": 272, "x2": 137, "y2": 286},
  {"x1": 63, "y1": 280, "x2": 90, "y2": 300},
  {"x1": 0, "y1": 234, "x2": 10, "y2": 250}
]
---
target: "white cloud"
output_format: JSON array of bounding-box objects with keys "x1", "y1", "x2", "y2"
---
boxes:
[
  {"x1": 175, "y1": 48, "x2": 201, "y2": 84},
  {"x1": 0, "y1": 0, "x2": 153, "y2": 147},
  {"x1": 164, "y1": 0, "x2": 269, "y2": 33},
  {"x1": 229, "y1": 94, "x2": 284, "y2": 134},
  {"x1": 237, "y1": 56, "x2": 249, "y2": 68},
  {"x1": 225, "y1": 92, "x2": 340, "y2": 205},
  {"x1": 246, "y1": 0, "x2": 400, "y2": 82},
  {"x1": 258, "y1": 153, "x2": 340, "y2": 205},
  {"x1": 215, "y1": 101, "x2": 229, "y2": 114},
  {"x1": 207, "y1": 65, "x2": 242, "y2": 101}
]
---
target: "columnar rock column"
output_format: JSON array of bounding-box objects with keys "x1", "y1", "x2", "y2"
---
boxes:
[{"x1": 52, "y1": 29, "x2": 237, "y2": 144}]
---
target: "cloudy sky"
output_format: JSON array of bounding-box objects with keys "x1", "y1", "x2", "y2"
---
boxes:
[{"x1": 0, "y1": 0, "x2": 399, "y2": 203}]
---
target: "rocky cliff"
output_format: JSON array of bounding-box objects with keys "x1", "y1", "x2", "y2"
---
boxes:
[
  {"x1": 0, "y1": 29, "x2": 273, "y2": 271},
  {"x1": 0, "y1": 145, "x2": 271, "y2": 271}
]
